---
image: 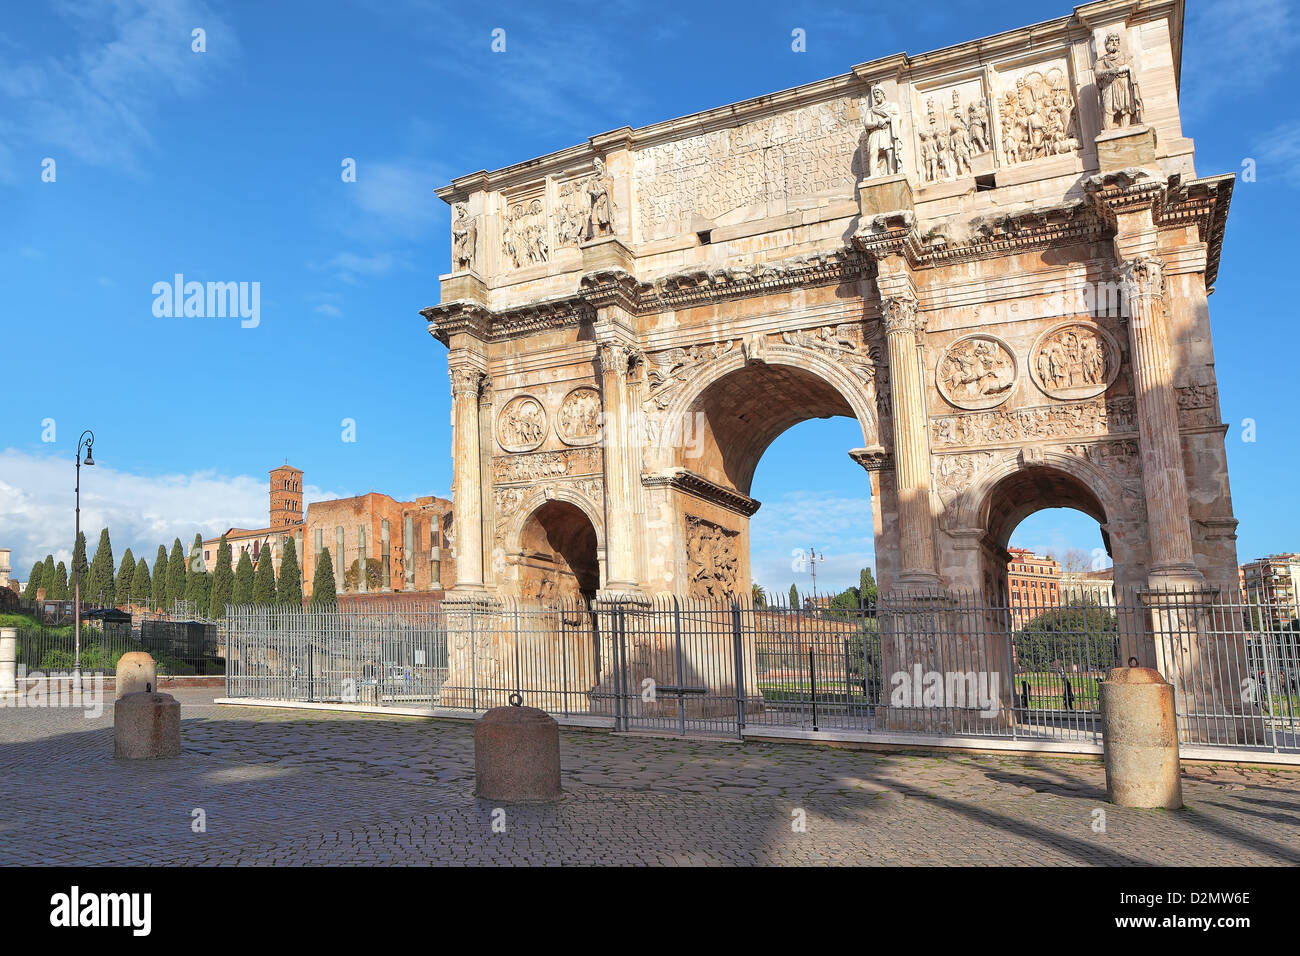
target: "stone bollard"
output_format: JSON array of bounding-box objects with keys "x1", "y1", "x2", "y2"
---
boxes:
[
  {"x1": 0, "y1": 627, "x2": 16, "y2": 697},
  {"x1": 1100, "y1": 666, "x2": 1182, "y2": 809},
  {"x1": 474, "y1": 702, "x2": 561, "y2": 802},
  {"x1": 116, "y1": 651, "x2": 158, "y2": 699},
  {"x1": 114, "y1": 691, "x2": 182, "y2": 759}
]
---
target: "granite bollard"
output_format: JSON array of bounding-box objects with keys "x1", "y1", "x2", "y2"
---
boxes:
[
  {"x1": 116, "y1": 650, "x2": 158, "y2": 698},
  {"x1": 114, "y1": 691, "x2": 182, "y2": 759},
  {"x1": 1100, "y1": 666, "x2": 1182, "y2": 809},
  {"x1": 474, "y1": 702, "x2": 561, "y2": 802}
]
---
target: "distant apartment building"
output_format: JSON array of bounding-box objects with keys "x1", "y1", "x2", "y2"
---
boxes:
[
  {"x1": 1006, "y1": 548, "x2": 1060, "y2": 625},
  {"x1": 1059, "y1": 568, "x2": 1116, "y2": 605},
  {"x1": 1240, "y1": 554, "x2": 1300, "y2": 627}
]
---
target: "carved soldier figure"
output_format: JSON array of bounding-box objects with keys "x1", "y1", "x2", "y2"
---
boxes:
[
  {"x1": 948, "y1": 97, "x2": 973, "y2": 177},
  {"x1": 586, "y1": 158, "x2": 613, "y2": 239},
  {"x1": 918, "y1": 129, "x2": 937, "y2": 182},
  {"x1": 1095, "y1": 32, "x2": 1142, "y2": 129},
  {"x1": 861, "y1": 85, "x2": 902, "y2": 178},
  {"x1": 967, "y1": 100, "x2": 989, "y2": 155},
  {"x1": 451, "y1": 203, "x2": 476, "y2": 272}
]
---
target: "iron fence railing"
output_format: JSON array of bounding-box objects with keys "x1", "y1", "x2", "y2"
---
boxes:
[
  {"x1": 221, "y1": 588, "x2": 1300, "y2": 753},
  {"x1": 14, "y1": 625, "x2": 145, "y2": 675}
]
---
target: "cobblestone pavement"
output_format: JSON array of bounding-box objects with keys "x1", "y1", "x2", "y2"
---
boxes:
[{"x1": 1, "y1": 689, "x2": 1297, "y2": 866}]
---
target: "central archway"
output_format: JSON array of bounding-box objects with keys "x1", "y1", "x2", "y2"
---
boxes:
[{"x1": 648, "y1": 346, "x2": 884, "y2": 601}]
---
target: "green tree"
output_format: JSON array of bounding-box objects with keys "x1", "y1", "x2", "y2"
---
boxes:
[
  {"x1": 25, "y1": 561, "x2": 44, "y2": 599},
  {"x1": 252, "y1": 548, "x2": 277, "y2": 606},
  {"x1": 309, "y1": 547, "x2": 337, "y2": 609},
  {"x1": 1016, "y1": 606, "x2": 1119, "y2": 671},
  {"x1": 50, "y1": 561, "x2": 69, "y2": 601},
  {"x1": 345, "y1": 558, "x2": 382, "y2": 592},
  {"x1": 232, "y1": 550, "x2": 255, "y2": 606},
  {"x1": 87, "y1": 528, "x2": 115, "y2": 606},
  {"x1": 41, "y1": 555, "x2": 56, "y2": 597},
  {"x1": 166, "y1": 538, "x2": 187, "y2": 612},
  {"x1": 115, "y1": 548, "x2": 136, "y2": 606},
  {"x1": 751, "y1": 582, "x2": 767, "y2": 608},
  {"x1": 131, "y1": 557, "x2": 152, "y2": 606},
  {"x1": 70, "y1": 530, "x2": 89, "y2": 603},
  {"x1": 209, "y1": 535, "x2": 234, "y2": 618},
  {"x1": 859, "y1": 567, "x2": 878, "y2": 606},
  {"x1": 788, "y1": 583, "x2": 799, "y2": 608},
  {"x1": 153, "y1": 545, "x2": 168, "y2": 609},
  {"x1": 277, "y1": 536, "x2": 303, "y2": 608},
  {"x1": 186, "y1": 568, "x2": 212, "y2": 617}
]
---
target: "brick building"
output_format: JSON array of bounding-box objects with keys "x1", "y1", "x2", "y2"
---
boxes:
[
  {"x1": 1005, "y1": 548, "x2": 1061, "y2": 625},
  {"x1": 203, "y1": 465, "x2": 454, "y2": 604},
  {"x1": 1240, "y1": 554, "x2": 1300, "y2": 627},
  {"x1": 301, "y1": 492, "x2": 453, "y2": 599}
]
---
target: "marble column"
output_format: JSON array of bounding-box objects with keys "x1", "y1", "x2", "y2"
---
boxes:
[
  {"x1": 596, "y1": 341, "x2": 641, "y2": 592},
  {"x1": 881, "y1": 293, "x2": 939, "y2": 588},
  {"x1": 1121, "y1": 254, "x2": 1201, "y2": 585},
  {"x1": 450, "y1": 364, "x2": 487, "y2": 589}
]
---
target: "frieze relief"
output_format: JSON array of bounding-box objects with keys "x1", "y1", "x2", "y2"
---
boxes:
[
  {"x1": 994, "y1": 61, "x2": 1080, "y2": 167},
  {"x1": 780, "y1": 324, "x2": 882, "y2": 384},
  {"x1": 496, "y1": 394, "x2": 548, "y2": 453},
  {"x1": 936, "y1": 334, "x2": 1016, "y2": 409},
  {"x1": 645, "y1": 340, "x2": 736, "y2": 410},
  {"x1": 492, "y1": 447, "x2": 603, "y2": 484},
  {"x1": 685, "y1": 514, "x2": 740, "y2": 600},
  {"x1": 501, "y1": 197, "x2": 549, "y2": 269},
  {"x1": 932, "y1": 396, "x2": 1137, "y2": 448},
  {"x1": 933, "y1": 451, "x2": 1000, "y2": 506},
  {"x1": 1030, "y1": 322, "x2": 1121, "y2": 400},
  {"x1": 556, "y1": 386, "x2": 603, "y2": 445},
  {"x1": 915, "y1": 82, "x2": 992, "y2": 185}
]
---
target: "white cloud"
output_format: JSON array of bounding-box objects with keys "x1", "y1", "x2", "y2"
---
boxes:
[
  {"x1": 1184, "y1": 0, "x2": 1298, "y2": 105},
  {"x1": 0, "y1": 0, "x2": 238, "y2": 174},
  {"x1": 0, "y1": 448, "x2": 341, "y2": 577},
  {"x1": 318, "y1": 250, "x2": 412, "y2": 284},
  {"x1": 1254, "y1": 119, "x2": 1300, "y2": 183},
  {"x1": 749, "y1": 491, "x2": 875, "y2": 598}
]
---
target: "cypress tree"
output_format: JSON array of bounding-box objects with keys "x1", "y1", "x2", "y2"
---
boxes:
[
  {"x1": 153, "y1": 545, "x2": 168, "y2": 609},
  {"x1": 116, "y1": 548, "x2": 136, "y2": 606},
  {"x1": 858, "y1": 567, "x2": 877, "y2": 607},
  {"x1": 309, "y1": 547, "x2": 337, "y2": 609},
  {"x1": 277, "y1": 536, "x2": 302, "y2": 608},
  {"x1": 88, "y1": 528, "x2": 114, "y2": 606},
  {"x1": 252, "y1": 547, "x2": 277, "y2": 606},
  {"x1": 209, "y1": 535, "x2": 234, "y2": 618},
  {"x1": 789, "y1": 583, "x2": 799, "y2": 608},
  {"x1": 51, "y1": 562, "x2": 68, "y2": 600},
  {"x1": 70, "y1": 531, "x2": 88, "y2": 604},
  {"x1": 42, "y1": 555, "x2": 56, "y2": 597},
  {"x1": 232, "y1": 550, "x2": 255, "y2": 606},
  {"x1": 131, "y1": 557, "x2": 152, "y2": 606},
  {"x1": 166, "y1": 538, "x2": 187, "y2": 612},
  {"x1": 25, "y1": 561, "x2": 44, "y2": 599}
]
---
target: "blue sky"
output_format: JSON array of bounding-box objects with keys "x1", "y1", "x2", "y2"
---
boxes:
[{"x1": 1, "y1": 0, "x2": 1298, "y2": 596}]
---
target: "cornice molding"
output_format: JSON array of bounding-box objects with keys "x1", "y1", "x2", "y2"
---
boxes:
[{"x1": 641, "y1": 468, "x2": 761, "y2": 518}]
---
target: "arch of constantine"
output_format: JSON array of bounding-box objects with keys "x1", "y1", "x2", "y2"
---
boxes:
[{"x1": 422, "y1": 0, "x2": 1239, "y2": 609}]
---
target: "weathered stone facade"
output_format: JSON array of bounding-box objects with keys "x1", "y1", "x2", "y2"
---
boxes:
[{"x1": 423, "y1": 0, "x2": 1238, "y2": 606}]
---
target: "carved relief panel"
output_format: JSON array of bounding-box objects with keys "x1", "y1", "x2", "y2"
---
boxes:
[
  {"x1": 501, "y1": 190, "x2": 549, "y2": 270},
  {"x1": 685, "y1": 514, "x2": 740, "y2": 600},
  {"x1": 1029, "y1": 321, "x2": 1120, "y2": 400},
  {"x1": 556, "y1": 386, "x2": 603, "y2": 445},
  {"x1": 936, "y1": 334, "x2": 1017, "y2": 410},
  {"x1": 991, "y1": 57, "x2": 1080, "y2": 167},
  {"x1": 496, "y1": 394, "x2": 548, "y2": 452},
  {"x1": 910, "y1": 74, "x2": 993, "y2": 185}
]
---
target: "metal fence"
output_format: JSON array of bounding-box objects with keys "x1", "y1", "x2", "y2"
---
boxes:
[
  {"x1": 222, "y1": 588, "x2": 1300, "y2": 754},
  {"x1": 13, "y1": 624, "x2": 145, "y2": 675}
]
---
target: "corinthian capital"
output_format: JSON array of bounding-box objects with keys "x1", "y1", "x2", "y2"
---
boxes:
[
  {"x1": 449, "y1": 365, "x2": 486, "y2": 399},
  {"x1": 596, "y1": 341, "x2": 636, "y2": 378},
  {"x1": 880, "y1": 294, "x2": 926, "y2": 339},
  {"x1": 1121, "y1": 254, "x2": 1166, "y2": 301}
]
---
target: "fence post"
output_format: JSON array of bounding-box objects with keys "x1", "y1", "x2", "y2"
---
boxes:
[
  {"x1": 808, "y1": 645, "x2": 819, "y2": 733},
  {"x1": 730, "y1": 601, "x2": 745, "y2": 739}
]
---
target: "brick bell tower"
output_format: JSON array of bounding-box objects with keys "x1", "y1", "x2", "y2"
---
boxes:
[{"x1": 269, "y1": 464, "x2": 304, "y2": 528}]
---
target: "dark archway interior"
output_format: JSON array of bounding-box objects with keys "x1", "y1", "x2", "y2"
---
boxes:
[
  {"x1": 518, "y1": 500, "x2": 599, "y2": 602},
  {"x1": 686, "y1": 364, "x2": 858, "y2": 495},
  {"x1": 981, "y1": 466, "x2": 1111, "y2": 599}
]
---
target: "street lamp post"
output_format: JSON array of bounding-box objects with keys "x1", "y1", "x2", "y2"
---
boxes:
[{"x1": 72, "y1": 430, "x2": 95, "y2": 693}]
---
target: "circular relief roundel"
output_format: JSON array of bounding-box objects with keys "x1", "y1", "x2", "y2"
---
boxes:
[
  {"x1": 936, "y1": 334, "x2": 1018, "y2": 410},
  {"x1": 496, "y1": 394, "x2": 548, "y2": 453},
  {"x1": 1029, "y1": 321, "x2": 1121, "y2": 400},
  {"x1": 555, "y1": 386, "x2": 603, "y2": 446}
]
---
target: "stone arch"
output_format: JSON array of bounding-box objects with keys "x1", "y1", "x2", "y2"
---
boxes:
[
  {"x1": 504, "y1": 491, "x2": 604, "y2": 603},
  {"x1": 657, "y1": 343, "x2": 881, "y2": 495},
  {"x1": 946, "y1": 450, "x2": 1137, "y2": 598}
]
